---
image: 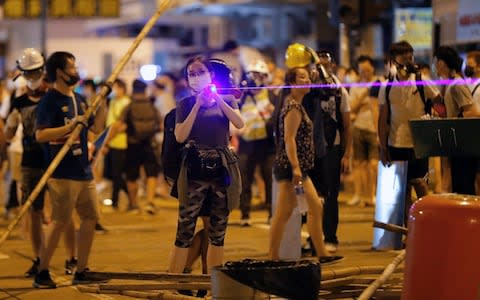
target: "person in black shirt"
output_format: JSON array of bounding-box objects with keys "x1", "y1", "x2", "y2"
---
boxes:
[{"x1": 4, "y1": 48, "x2": 77, "y2": 278}]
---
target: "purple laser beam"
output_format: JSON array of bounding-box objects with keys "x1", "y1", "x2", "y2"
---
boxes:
[{"x1": 215, "y1": 78, "x2": 480, "y2": 93}]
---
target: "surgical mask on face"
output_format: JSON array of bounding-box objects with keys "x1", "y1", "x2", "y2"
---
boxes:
[
  {"x1": 464, "y1": 66, "x2": 475, "y2": 78},
  {"x1": 188, "y1": 73, "x2": 211, "y2": 93},
  {"x1": 27, "y1": 78, "x2": 42, "y2": 91},
  {"x1": 63, "y1": 71, "x2": 80, "y2": 86}
]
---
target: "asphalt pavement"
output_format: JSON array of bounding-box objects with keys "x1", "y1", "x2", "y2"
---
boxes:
[{"x1": 0, "y1": 191, "x2": 401, "y2": 299}]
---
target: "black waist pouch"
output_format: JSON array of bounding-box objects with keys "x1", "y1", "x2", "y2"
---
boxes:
[{"x1": 187, "y1": 147, "x2": 225, "y2": 181}]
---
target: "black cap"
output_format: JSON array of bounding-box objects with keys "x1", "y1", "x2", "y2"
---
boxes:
[{"x1": 132, "y1": 79, "x2": 147, "y2": 94}]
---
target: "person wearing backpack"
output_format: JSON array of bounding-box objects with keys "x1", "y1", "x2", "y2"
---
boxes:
[
  {"x1": 378, "y1": 41, "x2": 441, "y2": 225},
  {"x1": 106, "y1": 79, "x2": 160, "y2": 214},
  {"x1": 433, "y1": 46, "x2": 480, "y2": 195}
]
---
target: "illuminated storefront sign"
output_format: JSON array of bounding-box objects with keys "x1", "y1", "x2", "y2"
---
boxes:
[
  {"x1": 394, "y1": 8, "x2": 433, "y2": 50},
  {"x1": 457, "y1": 0, "x2": 480, "y2": 43},
  {"x1": 3, "y1": 0, "x2": 120, "y2": 18}
]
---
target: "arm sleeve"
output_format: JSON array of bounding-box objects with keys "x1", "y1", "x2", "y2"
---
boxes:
[
  {"x1": 35, "y1": 97, "x2": 54, "y2": 130},
  {"x1": 451, "y1": 84, "x2": 473, "y2": 109},
  {"x1": 175, "y1": 97, "x2": 192, "y2": 123}
]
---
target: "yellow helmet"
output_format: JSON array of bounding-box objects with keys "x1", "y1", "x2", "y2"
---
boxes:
[{"x1": 285, "y1": 43, "x2": 317, "y2": 68}]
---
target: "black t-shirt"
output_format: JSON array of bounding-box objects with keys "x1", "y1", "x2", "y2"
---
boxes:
[{"x1": 11, "y1": 94, "x2": 45, "y2": 169}]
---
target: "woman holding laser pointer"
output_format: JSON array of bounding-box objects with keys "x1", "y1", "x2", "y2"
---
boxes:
[{"x1": 168, "y1": 57, "x2": 243, "y2": 275}]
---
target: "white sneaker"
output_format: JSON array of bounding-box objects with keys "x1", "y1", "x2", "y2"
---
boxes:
[
  {"x1": 240, "y1": 218, "x2": 251, "y2": 227},
  {"x1": 325, "y1": 243, "x2": 338, "y2": 253},
  {"x1": 347, "y1": 195, "x2": 360, "y2": 206}
]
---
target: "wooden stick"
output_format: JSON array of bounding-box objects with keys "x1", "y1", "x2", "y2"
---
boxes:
[
  {"x1": 100, "y1": 282, "x2": 210, "y2": 291},
  {"x1": 321, "y1": 277, "x2": 355, "y2": 289},
  {"x1": 0, "y1": 0, "x2": 172, "y2": 247},
  {"x1": 373, "y1": 221, "x2": 408, "y2": 235},
  {"x1": 85, "y1": 271, "x2": 210, "y2": 282},
  {"x1": 151, "y1": 292, "x2": 203, "y2": 300},
  {"x1": 357, "y1": 249, "x2": 406, "y2": 300},
  {"x1": 321, "y1": 265, "x2": 404, "y2": 281}
]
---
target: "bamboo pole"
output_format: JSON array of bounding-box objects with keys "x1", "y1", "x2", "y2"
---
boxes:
[
  {"x1": 357, "y1": 249, "x2": 406, "y2": 300},
  {"x1": 373, "y1": 221, "x2": 408, "y2": 235},
  {"x1": 100, "y1": 282, "x2": 210, "y2": 291},
  {"x1": 85, "y1": 271, "x2": 210, "y2": 282},
  {"x1": 320, "y1": 265, "x2": 404, "y2": 281},
  {"x1": 0, "y1": 0, "x2": 172, "y2": 247}
]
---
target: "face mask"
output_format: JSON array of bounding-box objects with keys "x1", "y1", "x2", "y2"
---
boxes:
[
  {"x1": 345, "y1": 75, "x2": 356, "y2": 84},
  {"x1": 27, "y1": 78, "x2": 42, "y2": 91},
  {"x1": 62, "y1": 71, "x2": 80, "y2": 86},
  {"x1": 188, "y1": 73, "x2": 211, "y2": 93},
  {"x1": 465, "y1": 66, "x2": 475, "y2": 78}
]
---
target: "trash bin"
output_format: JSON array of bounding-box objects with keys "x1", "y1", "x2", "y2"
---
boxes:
[
  {"x1": 402, "y1": 194, "x2": 480, "y2": 300},
  {"x1": 211, "y1": 259, "x2": 320, "y2": 300}
]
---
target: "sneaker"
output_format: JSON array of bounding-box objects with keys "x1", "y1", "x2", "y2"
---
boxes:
[
  {"x1": 33, "y1": 269, "x2": 57, "y2": 289},
  {"x1": 325, "y1": 243, "x2": 338, "y2": 253},
  {"x1": 25, "y1": 257, "x2": 40, "y2": 278},
  {"x1": 347, "y1": 195, "x2": 361, "y2": 206},
  {"x1": 145, "y1": 202, "x2": 157, "y2": 215},
  {"x1": 319, "y1": 255, "x2": 344, "y2": 265},
  {"x1": 95, "y1": 222, "x2": 108, "y2": 233},
  {"x1": 72, "y1": 269, "x2": 109, "y2": 285},
  {"x1": 65, "y1": 257, "x2": 77, "y2": 275},
  {"x1": 240, "y1": 218, "x2": 251, "y2": 227}
]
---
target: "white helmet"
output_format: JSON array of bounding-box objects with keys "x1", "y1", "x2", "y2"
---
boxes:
[
  {"x1": 246, "y1": 60, "x2": 269, "y2": 75},
  {"x1": 16, "y1": 48, "x2": 45, "y2": 71}
]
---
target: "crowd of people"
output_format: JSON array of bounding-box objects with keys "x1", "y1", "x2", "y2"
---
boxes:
[{"x1": 0, "y1": 39, "x2": 480, "y2": 291}]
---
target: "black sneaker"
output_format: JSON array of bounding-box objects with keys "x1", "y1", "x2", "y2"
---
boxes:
[
  {"x1": 72, "y1": 269, "x2": 109, "y2": 285},
  {"x1": 95, "y1": 222, "x2": 108, "y2": 233},
  {"x1": 65, "y1": 257, "x2": 77, "y2": 275},
  {"x1": 33, "y1": 269, "x2": 57, "y2": 289},
  {"x1": 25, "y1": 257, "x2": 40, "y2": 278}
]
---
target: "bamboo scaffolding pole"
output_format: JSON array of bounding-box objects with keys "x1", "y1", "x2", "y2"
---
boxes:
[
  {"x1": 0, "y1": 0, "x2": 172, "y2": 247},
  {"x1": 99, "y1": 282, "x2": 210, "y2": 291},
  {"x1": 320, "y1": 265, "x2": 404, "y2": 281},
  {"x1": 357, "y1": 249, "x2": 406, "y2": 300},
  {"x1": 85, "y1": 271, "x2": 210, "y2": 282},
  {"x1": 373, "y1": 221, "x2": 408, "y2": 235}
]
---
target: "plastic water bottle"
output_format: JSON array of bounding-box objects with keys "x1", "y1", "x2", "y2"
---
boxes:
[{"x1": 295, "y1": 181, "x2": 308, "y2": 214}]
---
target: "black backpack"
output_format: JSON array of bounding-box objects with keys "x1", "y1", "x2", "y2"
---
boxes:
[
  {"x1": 161, "y1": 108, "x2": 185, "y2": 184},
  {"x1": 127, "y1": 99, "x2": 160, "y2": 142},
  {"x1": 385, "y1": 73, "x2": 430, "y2": 124}
]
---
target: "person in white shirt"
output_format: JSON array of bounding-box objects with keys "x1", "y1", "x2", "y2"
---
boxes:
[
  {"x1": 378, "y1": 41, "x2": 441, "y2": 224},
  {"x1": 434, "y1": 46, "x2": 480, "y2": 195}
]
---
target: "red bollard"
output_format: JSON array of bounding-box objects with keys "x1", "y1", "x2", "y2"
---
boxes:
[{"x1": 402, "y1": 194, "x2": 480, "y2": 300}]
